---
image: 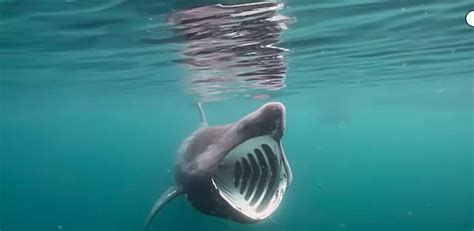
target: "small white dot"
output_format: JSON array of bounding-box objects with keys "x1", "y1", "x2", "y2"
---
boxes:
[
  {"x1": 148, "y1": 17, "x2": 153, "y2": 21},
  {"x1": 401, "y1": 8, "x2": 405, "y2": 12},
  {"x1": 58, "y1": 225, "x2": 63, "y2": 230},
  {"x1": 466, "y1": 10, "x2": 474, "y2": 27},
  {"x1": 147, "y1": 29, "x2": 150, "y2": 33},
  {"x1": 424, "y1": 12, "x2": 428, "y2": 15}
]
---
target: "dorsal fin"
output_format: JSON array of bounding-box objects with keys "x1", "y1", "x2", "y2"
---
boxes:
[
  {"x1": 196, "y1": 102, "x2": 208, "y2": 126},
  {"x1": 144, "y1": 186, "x2": 183, "y2": 230}
]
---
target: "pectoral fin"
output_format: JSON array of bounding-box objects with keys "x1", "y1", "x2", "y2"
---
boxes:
[{"x1": 144, "y1": 186, "x2": 183, "y2": 230}]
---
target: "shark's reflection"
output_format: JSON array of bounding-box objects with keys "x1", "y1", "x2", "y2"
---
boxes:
[{"x1": 168, "y1": 2, "x2": 291, "y2": 101}]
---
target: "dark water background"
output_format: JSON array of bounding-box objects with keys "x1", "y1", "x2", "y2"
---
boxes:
[{"x1": 1, "y1": 0, "x2": 473, "y2": 230}]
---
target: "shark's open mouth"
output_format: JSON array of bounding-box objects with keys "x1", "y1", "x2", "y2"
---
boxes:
[{"x1": 212, "y1": 135, "x2": 289, "y2": 220}]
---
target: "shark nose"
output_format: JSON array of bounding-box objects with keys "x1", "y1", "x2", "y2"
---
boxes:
[
  {"x1": 261, "y1": 102, "x2": 286, "y2": 129},
  {"x1": 263, "y1": 102, "x2": 285, "y2": 117}
]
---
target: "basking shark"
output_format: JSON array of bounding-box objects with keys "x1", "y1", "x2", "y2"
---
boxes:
[{"x1": 144, "y1": 102, "x2": 292, "y2": 229}]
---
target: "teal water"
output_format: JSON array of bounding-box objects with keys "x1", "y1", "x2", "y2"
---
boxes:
[{"x1": 1, "y1": 1, "x2": 473, "y2": 231}]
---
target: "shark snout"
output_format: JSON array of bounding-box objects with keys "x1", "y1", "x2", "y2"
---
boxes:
[
  {"x1": 236, "y1": 102, "x2": 287, "y2": 139},
  {"x1": 261, "y1": 102, "x2": 286, "y2": 123},
  {"x1": 259, "y1": 102, "x2": 286, "y2": 134},
  {"x1": 262, "y1": 102, "x2": 285, "y2": 116}
]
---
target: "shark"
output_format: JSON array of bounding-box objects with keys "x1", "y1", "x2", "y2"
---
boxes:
[{"x1": 144, "y1": 102, "x2": 292, "y2": 229}]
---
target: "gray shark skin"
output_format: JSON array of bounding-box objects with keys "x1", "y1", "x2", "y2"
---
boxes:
[{"x1": 145, "y1": 102, "x2": 292, "y2": 229}]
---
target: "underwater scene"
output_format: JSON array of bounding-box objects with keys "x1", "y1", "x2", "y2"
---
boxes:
[{"x1": 0, "y1": 0, "x2": 473, "y2": 231}]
